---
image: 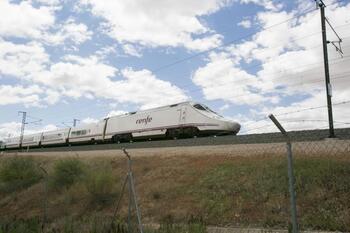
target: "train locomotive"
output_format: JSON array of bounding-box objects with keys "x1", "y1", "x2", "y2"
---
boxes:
[{"x1": 1, "y1": 102, "x2": 241, "y2": 149}]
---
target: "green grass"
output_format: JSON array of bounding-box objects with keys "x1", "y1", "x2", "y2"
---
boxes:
[
  {"x1": 0, "y1": 216, "x2": 206, "y2": 233},
  {"x1": 0, "y1": 155, "x2": 349, "y2": 231},
  {"x1": 84, "y1": 167, "x2": 117, "y2": 205},
  {"x1": 50, "y1": 158, "x2": 85, "y2": 189},
  {"x1": 0, "y1": 157, "x2": 42, "y2": 192},
  {"x1": 190, "y1": 157, "x2": 350, "y2": 231},
  {"x1": 0, "y1": 217, "x2": 41, "y2": 233}
]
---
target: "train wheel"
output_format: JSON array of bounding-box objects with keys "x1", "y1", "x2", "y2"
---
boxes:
[
  {"x1": 166, "y1": 129, "x2": 179, "y2": 139},
  {"x1": 112, "y1": 133, "x2": 133, "y2": 143},
  {"x1": 183, "y1": 127, "x2": 199, "y2": 138}
]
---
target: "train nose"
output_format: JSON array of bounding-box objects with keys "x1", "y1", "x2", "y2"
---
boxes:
[{"x1": 226, "y1": 121, "x2": 241, "y2": 134}]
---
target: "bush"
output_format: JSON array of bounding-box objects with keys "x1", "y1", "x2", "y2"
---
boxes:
[
  {"x1": 0, "y1": 157, "x2": 42, "y2": 192},
  {"x1": 84, "y1": 169, "x2": 115, "y2": 204},
  {"x1": 0, "y1": 217, "x2": 41, "y2": 233},
  {"x1": 50, "y1": 158, "x2": 85, "y2": 189}
]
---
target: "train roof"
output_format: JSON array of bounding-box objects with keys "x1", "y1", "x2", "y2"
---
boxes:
[{"x1": 108, "y1": 101, "x2": 197, "y2": 118}]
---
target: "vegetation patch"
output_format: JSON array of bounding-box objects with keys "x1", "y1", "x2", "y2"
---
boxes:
[
  {"x1": 0, "y1": 157, "x2": 42, "y2": 192},
  {"x1": 50, "y1": 158, "x2": 85, "y2": 189},
  {"x1": 0, "y1": 154, "x2": 349, "y2": 231},
  {"x1": 84, "y1": 167, "x2": 117, "y2": 205},
  {"x1": 191, "y1": 157, "x2": 350, "y2": 231}
]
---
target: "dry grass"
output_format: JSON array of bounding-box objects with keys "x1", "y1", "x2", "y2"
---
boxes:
[{"x1": 0, "y1": 145, "x2": 349, "y2": 231}]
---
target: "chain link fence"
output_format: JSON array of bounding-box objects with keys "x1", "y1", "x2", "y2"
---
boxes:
[{"x1": 0, "y1": 124, "x2": 349, "y2": 233}]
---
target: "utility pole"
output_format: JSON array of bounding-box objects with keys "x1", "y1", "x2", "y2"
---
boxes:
[
  {"x1": 18, "y1": 111, "x2": 27, "y2": 147},
  {"x1": 316, "y1": 0, "x2": 335, "y2": 138},
  {"x1": 73, "y1": 119, "x2": 80, "y2": 127}
]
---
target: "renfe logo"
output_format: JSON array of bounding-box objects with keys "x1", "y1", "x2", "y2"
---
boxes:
[{"x1": 136, "y1": 115, "x2": 152, "y2": 125}]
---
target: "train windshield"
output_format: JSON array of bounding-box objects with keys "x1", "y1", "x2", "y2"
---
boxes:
[
  {"x1": 193, "y1": 104, "x2": 206, "y2": 111},
  {"x1": 193, "y1": 104, "x2": 223, "y2": 117}
]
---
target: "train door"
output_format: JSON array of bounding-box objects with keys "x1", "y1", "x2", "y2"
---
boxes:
[
  {"x1": 102, "y1": 118, "x2": 109, "y2": 141},
  {"x1": 179, "y1": 106, "x2": 187, "y2": 125}
]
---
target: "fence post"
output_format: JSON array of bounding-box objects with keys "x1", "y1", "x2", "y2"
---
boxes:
[
  {"x1": 268, "y1": 114, "x2": 299, "y2": 233},
  {"x1": 39, "y1": 165, "x2": 48, "y2": 232},
  {"x1": 122, "y1": 148, "x2": 144, "y2": 233}
]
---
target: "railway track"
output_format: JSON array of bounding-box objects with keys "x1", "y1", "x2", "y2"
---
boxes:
[{"x1": 4, "y1": 127, "x2": 350, "y2": 153}]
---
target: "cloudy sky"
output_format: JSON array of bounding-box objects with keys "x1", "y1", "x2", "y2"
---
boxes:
[{"x1": 1, "y1": 0, "x2": 350, "y2": 139}]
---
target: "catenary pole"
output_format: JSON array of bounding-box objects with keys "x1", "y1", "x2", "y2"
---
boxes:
[
  {"x1": 317, "y1": 0, "x2": 335, "y2": 137},
  {"x1": 73, "y1": 119, "x2": 80, "y2": 127},
  {"x1": 18, "y1": 111, "x2": 27, "y2": 147}
]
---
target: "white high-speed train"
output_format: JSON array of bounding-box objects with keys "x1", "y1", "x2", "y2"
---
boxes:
[{"x1": 1, "y1": 102, "x2": 241, "y2": 149}]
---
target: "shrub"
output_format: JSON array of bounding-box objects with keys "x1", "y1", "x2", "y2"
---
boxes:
[
  {"x1": 50, "y1": 158, "x2": 85, "y2": 189},
  {"x1": 84, "y1": 169, "x2": 115, "y2": 204},
  {"x1": 0, "y1": 157, "x2": 42, "y2": 192},
  {"x1": 0, "y1": 217, "x2": 41, "y2": 233}
]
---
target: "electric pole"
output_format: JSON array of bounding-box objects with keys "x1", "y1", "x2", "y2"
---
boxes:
[
  {"x1": 73, "y1": 119, "x2": 80, "y2": 127},
  {"x1": 18, "y1": 111, "x2": 27, "y2": 147},
  {"x1": 316, "y1": 0, "x2": 335, "y2": 138}
]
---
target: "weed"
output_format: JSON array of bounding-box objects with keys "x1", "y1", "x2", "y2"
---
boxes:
[
  {"x1": 50, "y1": 158, "x2": 85, "y2": 189},
  {"x1": 0, "y1": 157, "x2": 42, "y2": 192},
  {"x1": 84, "y1": 168, "x2": 116, "y2": 205}
]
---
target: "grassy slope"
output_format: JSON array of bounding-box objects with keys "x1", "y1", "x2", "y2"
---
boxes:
[{"x1": 0, "y1": 153, "x2": 349, "y2": 231}]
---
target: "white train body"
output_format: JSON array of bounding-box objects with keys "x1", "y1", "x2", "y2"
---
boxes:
[
  {"x1": 22, "y1": 133, "x2": 42, "y2": 147},
  {"x1": 105, "y1": 102, "x2": 240, "y2": 140},
  {"x1": 3, "y1": 137, "x2": 20, "y2": 148},
  {"x1": 41, "y1": 128, "x2": 70, "y2": 145},
  {"x1": 69, "y1": 122, "x2": 105, "y2": 143},
  {"x1": 2, "y1": 102, "x2": 240, "y2": 149}
]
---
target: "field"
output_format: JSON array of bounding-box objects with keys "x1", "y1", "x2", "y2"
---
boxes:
[{"x1": 0, "y1": 144, "x2": 349, "y2": 232}]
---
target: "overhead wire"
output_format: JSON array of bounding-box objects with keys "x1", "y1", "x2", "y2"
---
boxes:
[
  {"x1": 5, "y1": 0, "x2": 349, "y2": 131},
  {"x1": 41, "y1": 4, "x2": 350, "y2": 122},
  {"x1": 148, "y1": 0, "x2": 344, "y2": 75}
]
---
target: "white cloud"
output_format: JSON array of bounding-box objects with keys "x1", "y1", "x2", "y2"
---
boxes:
[
  {"x1": 219, "y1": 104, "x2": 230, "y2": 111},
  {"x1": 79, "y1": 0, "x2": 228, "y2": 51},
  {"x1": 0, "y1": 39, "x2": 49, "y2": 79},
  {"x1": 0, "y1": 122, "x2": 58, "y2": 141},
  {"x1": 0, "y1": 85, "x2": 43, "y2": 107},
  {"x1": 81, "y1": 117, "x2": 99, "y2": 124},
  {"x1": 238, "y1": 19, "x2": 252, "y2": 28},
  {"x1": 106, "y1": 110, "x2": 128, "y2": 118},
  {"x1": 0, "y1": 1, "x2": 91, "y2": 46},
  {"x1": 42, "y1": 18, "x2": 92, "y2": 46},
  {"x1": 44, "y1": 89, "x2": 60, "y2": 105},
  {"x1": 0, "y1": 0, "x2": 55, "y2": 39},
  {"x1": 194, "y1": 1, "x2": 350, "y2": 132},
  {"x1": 0, "y1": 122, "x2": 21, "y2": 140},
  {"x1": 33, "y1": 0, "x2": 62, "y2": 7},
  {"x1": 117, "y1": 68, "x2": 188, "y2": 109},
  {"x1": 95, "y1": 45, "x2": 117, "y2": 59},
  {"x1": 192, "y1": 52, "x2": 275, "y2": 105},
  {"x1": 122, "y1": 44, "x2": 142, "y2": 57},
  {"x1": 239, "y1": 0, "x2": 283, "y2": 11},
  {"x1": 25, "y1": 55, "x2": 188, "y2": 109}
]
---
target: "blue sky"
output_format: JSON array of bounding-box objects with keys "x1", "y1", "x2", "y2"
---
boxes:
[{"x1": 0, "y1": 0, "x2": 350, "y2": 139}]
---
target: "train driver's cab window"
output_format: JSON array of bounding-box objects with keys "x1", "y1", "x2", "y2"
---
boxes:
[{"x1": 193, "y1": 104, "x2": 206, "y2": 111}]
